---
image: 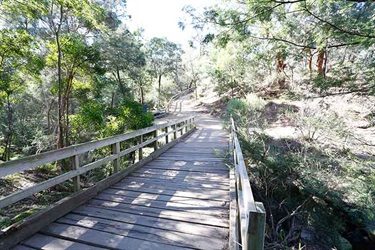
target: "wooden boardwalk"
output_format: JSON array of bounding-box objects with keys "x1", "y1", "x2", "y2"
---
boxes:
[{"x1": 13, "y1": 117, "x2": 230, "y2": 250}]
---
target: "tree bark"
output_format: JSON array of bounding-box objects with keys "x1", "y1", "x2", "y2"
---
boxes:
[
  {"x1": 116, "y1": 65, "x2": 126, "y2": 98},
  {"x1": 158, "y1": 74, "x2": 162, "y2": 107},
  {"x1": 2, "y1": 93, "x2": 13, "y2": 161},
  {"x1": 317, "y1": 49, "x2": 326, "y2": 77},
  {"x1": 140, "y1": 85, "x2": 144, "y2": 105},
  {"x1": 307, "y1": 48, "x2": 313, "y2": 76},
  {"x1": 56, "y1": 4, "x2": 64, "y2": 149},
  {"x1": 110, "y1": 91, "x2": 115, "y2": 109},
  {"x1": 276, "y1": 52, "x2": 286, "y2": 89}
]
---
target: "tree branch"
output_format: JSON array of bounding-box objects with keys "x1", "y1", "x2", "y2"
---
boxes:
[{"x1": 304, "y1": 3, "x2": 375, "y2": 39}]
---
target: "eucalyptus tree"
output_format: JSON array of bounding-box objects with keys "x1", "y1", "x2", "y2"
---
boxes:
[
  {"x1": 102, "y1": 30, "x2": 146, "y2": 101},
  {"x1": 187, "y1": 0, "x2": 375, "y2": 94},
  {"x1": 0, "y1": 29, "x2": 42, "y2": 160},
  {"x1": 146, "y1": 37, "x2": 183, "y2": 106},
  {"x1": 0, "y1": 1, "x2": 45, "y2": 160}
]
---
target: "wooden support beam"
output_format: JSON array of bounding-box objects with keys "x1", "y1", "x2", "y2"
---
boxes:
[
  {"x1": 248, "y1": 202, "x2": 266, "y2": 250},
  {"x1": 173, "y1": 124, "x2": 177, "y2": 140},
  {"x1": 154, "y1": 130, "x2": 158, "y2": 151},
  {"x1": 138, "y1": 135, "x2": 143, "y2": 160},
  {"x1": 71, "y1": 155, "x2": 80, "y2": 193},
  {"x1": 165, "y1": 126, "x2": 169, "y2": 144},
  {"x1": 112, "y1": 142, "x2": 120, "y2": 173}
]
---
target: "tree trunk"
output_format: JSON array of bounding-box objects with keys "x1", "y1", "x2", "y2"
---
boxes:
[
  {"x1": 47, "y1": 101, "x2": 52, "y2": 133},
  {"x1": 174, "y1": 69, "x2": 182, "y2": 91},
  {"x1": 307, "y1": 49, "x2": 313, "y2": 77},
  {"x1": 140, "y1": 85, "x2": 144, "y2": 105},
  {"x1": 56, "y1": 5, "x2": 64, "y2": 149},
  {"x1": 116, "y1": 65, "x2": 126, "y2": 98},
  {"x1": 276, "y1": 52, "x2": 286, "y2": 89},
  {"x1": 65, "y1": 93, "x2": 70, "y2": 146},
  {"x1": 110, "y1": 91, "x2": 115, "y2": 109},
  {"x1": 2, "y1": 93, "x2": 13, "y2": 161},
  {"x1": 158, "y1": 74, "x2": 162, "y2": 107},
  {"x1": 63, "y1": 73, "x2": 74, "y2": 147},
  {"x1": 317, "y1": 49, "x2": 326, "y2": 77}
]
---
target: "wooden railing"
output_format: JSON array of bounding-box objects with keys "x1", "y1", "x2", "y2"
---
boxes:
[
  {"x1": 0, "y1": 116, "x2": 195, "y2": 210},
  {"x1": 230, "y1": 117, "x2": 266, "y2": 250}
]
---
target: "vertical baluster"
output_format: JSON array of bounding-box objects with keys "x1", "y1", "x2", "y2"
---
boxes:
[
  {"x1": 112, "y1": 142, "x2": 120, "y2": 173},
  {"x1": 165, "y1": 126, "x2": 169, "y2": 144},
  {"x1": 72, "y1": 155, "x2": 80, "y2": 192},
  {"x1": 139, "y1": 134, "x2": 143, "y2": 160},
  {"x1": 154, "y1": 130, "x2": 158, "y2": 151},
  {"x1": 173, "y1": 124, "x2": 177, "y2": 140}
]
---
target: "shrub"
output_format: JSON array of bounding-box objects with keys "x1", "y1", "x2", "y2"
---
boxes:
[
  {"x1": 226, "y1": 98, "x2": 249, "y2": 125},
  {"x1": 226, "y1": 94, "x2": 266, "y2": 128}
]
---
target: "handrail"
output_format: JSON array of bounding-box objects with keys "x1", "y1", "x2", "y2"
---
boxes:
[
  {"x1": 0, "y1": 116, "x2": 195, "y2": 210},
  {"x1": 230, "y1": 117, "x2": 266, "y2": 250},
  {"x1": 166, "y1": 88, "x2": 194, "y2": 113}
]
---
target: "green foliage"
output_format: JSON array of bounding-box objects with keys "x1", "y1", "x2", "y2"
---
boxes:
[
  {"x1": 100, "y1": 99, "x2": 154, "y2": 138},
  {"x1": 231, "y1": 103, "x2": 374, "y2": 247},
  {"x1": 292, "y1": 106, "x2": 349, "y2": 142},
  {"x1": 192, "y1": 0, "x2": 375, "y2": 95},
  {"x1": 69, "y1": 100, "x2": 105, "y2": 143},
  {"x1": 226, "y1": 94, "x2": 266, "y2": 127},
  {"x1": 226, "y1": 98, "x2": 249, "y2": 125}
]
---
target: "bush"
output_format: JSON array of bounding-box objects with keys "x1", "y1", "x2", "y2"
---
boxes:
[
  {"x1": 100, "y1": 99, "x2": 154, "y2": 138},
  {"x1": 291, "y1": 105, "x2": 350, "y2": 143},
  {"x1": 226, "y1": 94, "x2": 266, "y2": 127},
  {"x1": 226, "y1": 98, "x2": 249, "y2": 125}
]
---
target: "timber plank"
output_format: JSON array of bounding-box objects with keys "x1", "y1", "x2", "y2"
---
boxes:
[
  {"x1": 92, "y1": 193, "x2": 228, "y2": 216},
  {"x1": 120, "y1": 176, "x2": 229, "y2": 190},
  {"x1": 40, "y1": 223, "x2": 191, "y2": 250},
  {"x1": 157, "y1": 155, "x2": 225, "y2": 162},
  {"x1": 71, "y1": 205, "x2": 228, "y2": 238},
  {"x1": 171, "y1": 145, "x2": 228, "y2": 151},
  {"x1": 139, "y1": 164, "x2": 229, "y2": 173},
  {"x1": 118, "y1": 180, "x2": 229, "y2": 195},
  {"x1": 146, "y1": 159, "x2": 228, "y2": 171},
  {"x1": 110, "y1": 184, "x2": 229, "y2": 201},
  {"x1": 21, "y1": 233, "x2": 106, "y2": 250},
  {"x1": 135, "y1": 168, "x2": 228, "y2": 178},
  {"x1": 57, "y1": 214, "x2": 226, "y2": 250},
  {"x1": 129, "y1": 172, "x2": 229, "y2": 184},
  {"x1": 126, "y1": 173, "x2": 230, "y2": 184},
  {"x1": 143, "y1": 165, "x2": 229, "y2": 173},
  {"x1": 166, "y1": 147, "x2": 224, "y2": 153},
  {"x1": 85, "y1": 199, "x2": 228, "y2": 227},
  {"x1": 101, "y1": 189, "x2": 229, "y2": 208},
  {"x1": 129, "y1": 173, "x2": 228, "y2": 184},
  {"x1": 11, "y1": 246, "x2": 35, "y2": 250}
]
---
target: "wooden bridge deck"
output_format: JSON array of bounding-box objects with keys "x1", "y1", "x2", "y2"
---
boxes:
[{"x1": 13, "y1": 119, "x2": 230, "y2": 250}]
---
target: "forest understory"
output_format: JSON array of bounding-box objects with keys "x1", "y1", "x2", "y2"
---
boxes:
[{"x1": 201, "y1": 82, "x2": 375, "y2": 249}]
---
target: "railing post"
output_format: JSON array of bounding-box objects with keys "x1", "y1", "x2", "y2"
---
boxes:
[
  {"x1": 154, "y1": 129, "x2": 158, "y2": 151},
  {"x1": 165, "y1": 126, "x2": 169, "y2": 144},
  {"x1": 139, "y1": 135, "x2": 143, "y2": 160},
  {"x1": 185, "y1": 120, "x2": 188, "y2": 133},
  {"x1": 71, "y1": 155, "x2": 80, "y2": 192},
  {"x1": 248, "y1": 203, "x2": 266, "y2": 250},
  {"x1": 112, "y1": 142, "x2": 120, "y2": 173},
  {"x1": 183, "y1": 121, "x2": 186, "y2": 135},
  {"x1": 173, "y1": 124, "x2": 177, "y2": 140}
]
